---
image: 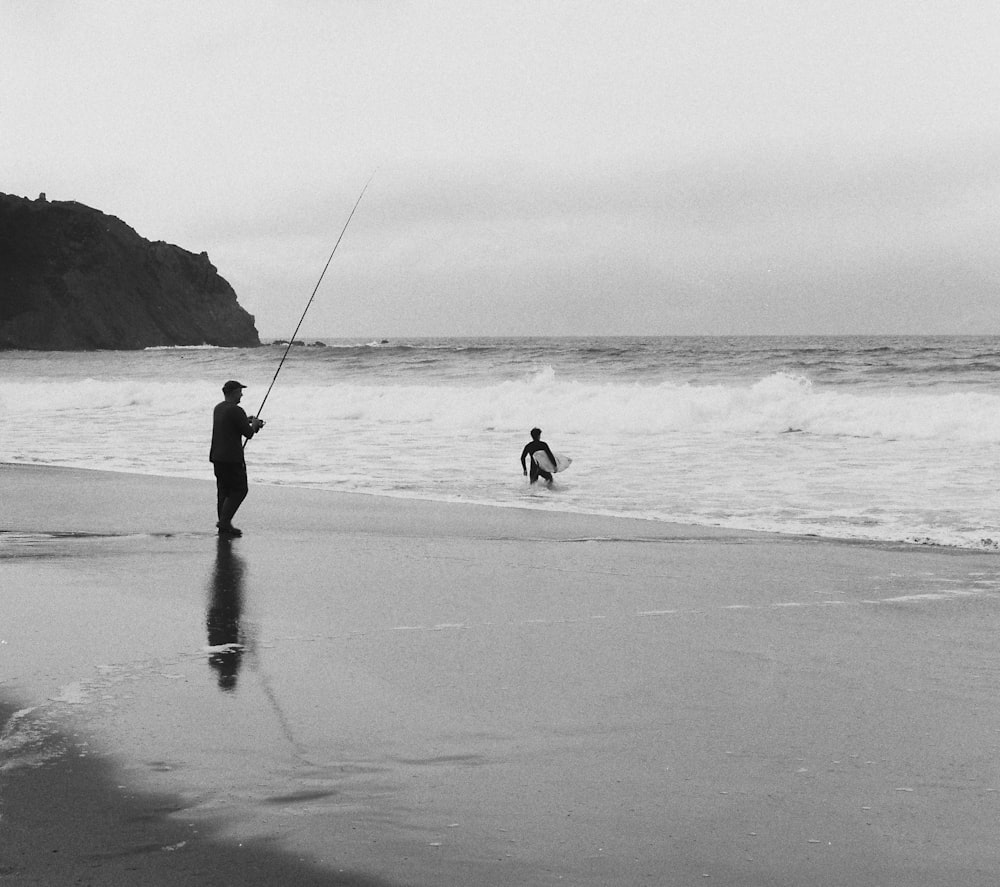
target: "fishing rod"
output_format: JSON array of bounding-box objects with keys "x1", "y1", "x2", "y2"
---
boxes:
[{"x1": 246, "y1": 172, "x2": 375, "y2": 439}]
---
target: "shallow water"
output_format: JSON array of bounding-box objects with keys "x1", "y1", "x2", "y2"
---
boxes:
[{"x1": 2, "y1": 335, "x2": 999, "y2": 548}]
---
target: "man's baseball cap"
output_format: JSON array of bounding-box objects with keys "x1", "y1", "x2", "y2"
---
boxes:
[{"x1": 222, "y1": 380, "x2": 247, "y2": 393}]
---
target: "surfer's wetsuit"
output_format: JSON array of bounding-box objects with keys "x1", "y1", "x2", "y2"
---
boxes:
[{"x1": 521, "y1": 439, "x2": 556, "y2": 484}]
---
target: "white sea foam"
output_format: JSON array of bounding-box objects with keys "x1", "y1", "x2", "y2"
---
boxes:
[
  {"x1": 49, "y1": 682, "x2": 88, "y2": 704},
  {"x1": 2, "y1": 337, "x2": 999, "y2": 548}
]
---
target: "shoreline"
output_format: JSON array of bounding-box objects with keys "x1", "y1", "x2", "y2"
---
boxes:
[
  {"x1": 4, "y1": 463, "x2": 1000, "y2": 885},
  {"x1": 2, "y1": 460, "x2": 989, "y2": 554},
  {"x1": 5, "y1": 334, "x2": 1000, "y2": 555}
]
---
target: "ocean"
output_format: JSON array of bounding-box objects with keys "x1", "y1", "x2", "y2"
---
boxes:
[{"x1": 2, "y1": 335, "x2": 998, "y2": 549}]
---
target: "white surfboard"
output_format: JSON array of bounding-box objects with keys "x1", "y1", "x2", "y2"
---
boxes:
[{"x1": 532, "y1": 451, "x2": 572, "y2": 473}]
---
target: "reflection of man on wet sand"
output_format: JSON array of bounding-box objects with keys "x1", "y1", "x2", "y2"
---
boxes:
[{"x1": 207, "y1": 536, "x2": 245, "y2": 691}]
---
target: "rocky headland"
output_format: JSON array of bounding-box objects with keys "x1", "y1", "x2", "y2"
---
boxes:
[{"x1": 0, "y1": 192, "x2": 260, "y2": 349}]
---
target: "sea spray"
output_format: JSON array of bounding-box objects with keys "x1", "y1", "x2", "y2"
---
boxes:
[{"x1": 2, "y1": 336, "x2": 999, "y2": 548}]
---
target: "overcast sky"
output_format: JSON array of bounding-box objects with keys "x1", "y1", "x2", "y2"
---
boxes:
[{"x1": 4, "y1": 1, "x2": 1000, "y2": 338}]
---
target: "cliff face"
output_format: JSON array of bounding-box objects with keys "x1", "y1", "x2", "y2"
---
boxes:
[{"x1": 0, "y1": 193, "x2": 260, "y2": 349}]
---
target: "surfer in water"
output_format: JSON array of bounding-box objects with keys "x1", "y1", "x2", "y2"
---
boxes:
[
  {"x1": 521, "y1": 427, "x2": 556, "y2": 485},
  {"x1": 210, "y1": 380, "x2": 265, "y2": 537}
]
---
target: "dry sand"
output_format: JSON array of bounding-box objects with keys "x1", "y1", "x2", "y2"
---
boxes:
[{"x1": 2, "y1": 463, "x2": 1000, "y2": 886}]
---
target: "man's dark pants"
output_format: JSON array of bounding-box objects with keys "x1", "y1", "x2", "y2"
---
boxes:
[{"x1": 214, "y1": 461, "x2": 249, "y2": 525}]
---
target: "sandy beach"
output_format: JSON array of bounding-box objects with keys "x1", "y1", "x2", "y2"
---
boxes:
[{"x1": 3, "y1": 463, "x2": 1000, "y2": 885}]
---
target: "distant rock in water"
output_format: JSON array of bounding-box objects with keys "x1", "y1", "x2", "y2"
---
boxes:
[{"x1": 0, "y1": 192, "x2": 260, "y2": 349}]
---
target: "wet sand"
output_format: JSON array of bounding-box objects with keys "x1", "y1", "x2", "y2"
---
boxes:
[{"x1": 3, "y1": 463, "x2": 1000, "y2": 886}]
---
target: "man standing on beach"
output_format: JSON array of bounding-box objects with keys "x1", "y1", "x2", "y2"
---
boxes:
[
  {"x1": 520, "y1": 427, "x2": 556, "y2": 485},
  {"x1": 210, "y1": 380, "x2": 264, "y2": 537}
]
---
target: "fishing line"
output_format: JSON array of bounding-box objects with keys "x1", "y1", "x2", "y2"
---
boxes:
[{"x1": 246, "y1": 172, "x2": 375, "y2": 441}]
